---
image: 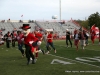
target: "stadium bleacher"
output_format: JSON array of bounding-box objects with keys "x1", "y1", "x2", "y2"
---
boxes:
[{"x1": 0, "y1": 20, "x2": 81, "y2": 38}]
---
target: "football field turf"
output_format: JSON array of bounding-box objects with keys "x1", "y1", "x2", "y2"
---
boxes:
[{"x1": 0, "y1": 39, "x2": 100, "y2": 75}]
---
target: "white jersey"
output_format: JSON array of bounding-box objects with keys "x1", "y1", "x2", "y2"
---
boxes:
[
  {"x1": 74, "y1": 34, "x2": 79, "y2": 40},
  {"x1": 43, "y1": 33, "x2": 48, "y2": 43}
]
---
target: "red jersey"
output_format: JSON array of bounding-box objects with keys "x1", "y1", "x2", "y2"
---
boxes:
[
  {"x1": 24, "y1": 33, "x2": 38, "y2": 46},
  {"x1": 17, "y1": 33, "x2": 23, "y2": 44},
  {"x1": 23, "y1": 33, "x2": 39, "y2": 52},
  {"x1": 47, "y1": 33, "x2": 53, "y2": 43},
  {"x1": 91, "y1": 31, "x2": 96, "y2": 40},
  {"x1": 35, "y1": 32, "x2": 43, "y2": 40}
]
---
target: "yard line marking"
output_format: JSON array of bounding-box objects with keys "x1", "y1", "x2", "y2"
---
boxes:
[
  {"x1": 51, "y1": 59, "x2": 75, "y2": 64},
  {"x1": 48, "y1": 54, "x2": 100, "y2": 68}
]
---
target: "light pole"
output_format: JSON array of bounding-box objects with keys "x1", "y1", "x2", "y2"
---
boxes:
[{"x1": 59, "y1": 0, "x2": 61, "y2": 21}]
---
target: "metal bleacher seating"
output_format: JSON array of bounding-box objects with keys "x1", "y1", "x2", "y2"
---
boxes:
[
  {"x1": 35, "y1": 21, "x2": 66, "y2": 36},
  {"x1": 0, "y1": 22, "x2": 14, "y2": 35},
  {"x1": 0, "y1": 20, "x2": 81, "y2": 37},
  {"x1": 0, "y1": 22, "x2": 37, "y2": 35},
  {"x1": 62, "y1": 21, "x2": 80, "y2": 34},
  {"x1": 11, "y1": 22, "x2": 37, "y2": 32}
]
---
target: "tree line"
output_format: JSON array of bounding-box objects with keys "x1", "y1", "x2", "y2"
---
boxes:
[{"x1": 75, "y1": 12, "x2": 100, "y2": 30}]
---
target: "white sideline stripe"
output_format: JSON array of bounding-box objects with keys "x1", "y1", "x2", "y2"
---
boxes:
[
  {"x1": 55, "y1": 44, "x2": 100, "y2": 51},
  {"x1": 48, "y1": 54, "x2": 100, "y2": 68}
]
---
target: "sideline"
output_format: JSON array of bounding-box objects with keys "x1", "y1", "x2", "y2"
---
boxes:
[{"x1": 55, "y1": 44, "x2": 100, "y2": 51}]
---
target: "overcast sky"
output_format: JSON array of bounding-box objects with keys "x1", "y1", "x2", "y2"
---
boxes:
[{"x1": 0, "y1": 0, "x2": 100, "y2": 20}]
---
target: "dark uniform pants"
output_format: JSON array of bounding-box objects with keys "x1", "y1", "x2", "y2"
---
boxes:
[{"x1": 25, "y1": 44, "x2": 35, "y2": 61}]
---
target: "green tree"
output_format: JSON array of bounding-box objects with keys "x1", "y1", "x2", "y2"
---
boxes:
[
  {"x1": 75, "y1": 19, "x2": 89, "y2": 29},
  {"x1": 88, "y1": 12, "x2": 100, "y2": 42},
  {"x1": 88, "y1": 12, "x2": 100, "y2": 28}
]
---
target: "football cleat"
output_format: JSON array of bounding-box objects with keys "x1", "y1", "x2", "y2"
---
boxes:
[
  {"x1": 54, "y1": 50, "x2": 56, "y2": 53},
  {"x1": 45, "y1": 51, "x2": 50, "y2": 54},
  {"x1": 32, "y1": 59, "x2": 36, "y2": 64}
]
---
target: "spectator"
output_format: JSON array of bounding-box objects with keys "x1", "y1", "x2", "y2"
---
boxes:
[{"x1": 66, "y1": 29, "x2": 72, "y2": 47}]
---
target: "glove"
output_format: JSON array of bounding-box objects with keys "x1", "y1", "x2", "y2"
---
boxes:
[
  {"x1": 37, "y1": 41, "x2": 42, "y2": 45},
  {"x1": 29, "y1": 41, "x2": 34, "y2": 44}
]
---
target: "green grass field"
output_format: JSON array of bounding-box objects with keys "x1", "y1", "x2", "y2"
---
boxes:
[{"x1": 0, "y1": 39, "x2": 100, "y2": 75}]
